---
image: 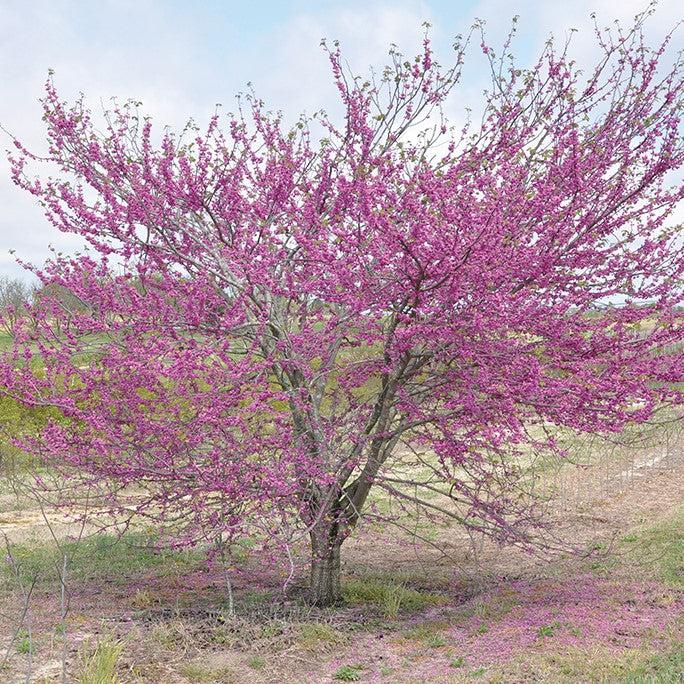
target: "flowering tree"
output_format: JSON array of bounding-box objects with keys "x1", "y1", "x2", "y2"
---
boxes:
[{"x1": 2, "y1": 15, "x2": 683, "y2": 605}]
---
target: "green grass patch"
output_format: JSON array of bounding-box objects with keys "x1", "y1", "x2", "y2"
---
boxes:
[
  {"x1": 15, "y1": 628, "x2": 32, "y2": 654},
  {"x1": 343, "y1": 577, "x2": 446, "y2": 618},
  {"x1": 77, "y1": 638, "x2": 123, "y2": 684},
  {"x1": 179, "y1": 662, "x2": 236, "y2": 683},
  {"x1": 469, "y1": 666, "x2": 487, "y2": 678},
  {"x1": 471, "y1": 589, "x2": 521, "y2": 622},
  {"x1": 622, "y1": 505, "x2": 684, "y2": 587},
  {"x1": 494, "y1": 641, "x2": 684, "y2": 683},
  {"x1": 621, "y1": 642, "x2": 684, "y2": 682},
  {"x1": 297, "y1": 622, "x2": 343, "y2": 651},
  {"x1": 402, "y1": 619, "x2": 450, "y2": 646},
  {"x1": 333, "y1": 664, "x2": 363, "y2": 681},
  {"x1": 1, "y1": 531, "x2": 200, "y2": 587}
]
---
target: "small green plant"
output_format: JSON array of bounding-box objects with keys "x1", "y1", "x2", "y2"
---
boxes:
[
  {"x1": 16, "y1": 628, "x2": 31, "y2": 655},
  {"x1": 130, "y1": 588, "x2": 158, "y2": 609},
  {"x1": 151, "y1": 619, "x2": 193, "y2": 648},
  {"x1": 450, "y1": 656, "x2": 466, "y2": 668},
  {"x1": 298, "y1": 622, "x2": 342, "y2": 650},
  {"x1": 382, "y1": 583, "x2": 405, "y2": 620},
  {"x1": 248, "y1": 656, "x2": 266, "y2": 670},
  {"x1": 537, "y1": 621, "x2": 562, "y2": 638},
  {"x1": 427, "y1": 633, "x2": 447, "y2": 648},
  {"x1": 334, "y1": 664, "x2": 362, "y2": 681},
  {"x1": 470, "y1": 666, "x2": 487, "y2": 678},
  {"x1": 77, "y1": 638, "x2": 123, "y2": 684}
]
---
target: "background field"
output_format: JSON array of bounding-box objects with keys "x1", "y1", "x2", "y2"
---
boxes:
[{"x1": 0, "y1": 421, "x2": 682, "y2": 683}]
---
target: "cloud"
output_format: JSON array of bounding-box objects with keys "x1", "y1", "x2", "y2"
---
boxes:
[
  {"x1": 0, "y1": 0, "x2": 217, "y2": 278},
  {"x1": 253, "y1": 1, "x2": 434, "y2": 119},
  {"x1": 0, "y1": 0, "x2": 681, "y2": 279},
  {"x1": 0, "y1": 0, "x2": 436, "y2": 278}
]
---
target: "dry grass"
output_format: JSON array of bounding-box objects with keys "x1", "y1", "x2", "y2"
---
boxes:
[{"x1": 1, "y1": 433, "x2": 683, "y2": 682}]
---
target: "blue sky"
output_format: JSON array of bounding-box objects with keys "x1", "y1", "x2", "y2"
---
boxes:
[{"x1": 0, "y1": 0, "x2": 680, "y2": 278}]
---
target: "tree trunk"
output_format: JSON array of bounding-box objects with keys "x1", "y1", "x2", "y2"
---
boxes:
[{"x1": 309, "y1": 529, "x2": 342, "y2": 606}]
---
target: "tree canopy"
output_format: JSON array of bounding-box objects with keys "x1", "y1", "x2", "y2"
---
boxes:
[{"x1": 2, "y1": 15, "x2": 683, "y2": 604}]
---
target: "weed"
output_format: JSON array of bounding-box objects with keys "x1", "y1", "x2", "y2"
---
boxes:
[
  {"x1": 427, "y1": 633, "x2": 447, "y2": 648},
  {"x1": 297, "y1": 622, "x2": 343, "y2": 651},
  {"x1": 469, "y1": 591, "x2": 520, "y2": 624},
  {"x1": 537, "y1": 621, "x2": 562, "y2": 638},
  {"x1": 450, "y1": 656, "x2": 466, "y2": 668},
  {"x1": 130, "y1": 589, "x2": 159, "y2": 609},
  {"x1": 150, "y1": 619, "x2": 193, "y2": 649},
  {"x1": 15, "y1": 628, "x2": 31, "y2": 655},
  {"x1": 382, "y1": 583, "x2": 405, "y2": 620},
  {"x1": 179, "y1": 662, "x2": 240, "y2": 683},
  {"x1": 403, "y1": 620, "x2": 449, "y2": 646},
  {"x1": 247, "y1": 655, "x2": 266, "y2": 670},
  {"x1": 343, "y1": 577, "x2": 444, "y2": 618},
  {"x1": 334, "y1": 664, "x2": 362, "y2": 681},
  {"x1": 180, "y1": 663, "x2": 217, "y2": 682},
  {"x1": 77, "y1": 638, "x2": 123, "y2": 684}
]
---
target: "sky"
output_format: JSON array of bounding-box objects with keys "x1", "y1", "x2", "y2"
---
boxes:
[{"x1": 0, "y1": 0, "x2": 681, "y2": 279}]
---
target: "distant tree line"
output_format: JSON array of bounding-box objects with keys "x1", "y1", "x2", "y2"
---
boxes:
[{"x1": 0, "y1": 276, "x2": 34, "y2": 336}]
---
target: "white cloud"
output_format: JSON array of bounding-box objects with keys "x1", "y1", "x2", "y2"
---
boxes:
[
  {"x1": 0, "y1": 0, "x2": 681, "y2": 279},
  {"x1": 0, "y1": 0, "x2": 217, "y2": 279},
  {"x1": 254, "y1": 1, "x2": 433, "y2": 120}
]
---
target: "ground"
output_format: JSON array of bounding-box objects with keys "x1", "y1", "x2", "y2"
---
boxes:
[{"x1": 0, "y1": 435, "x2": 682, "y2": 683}]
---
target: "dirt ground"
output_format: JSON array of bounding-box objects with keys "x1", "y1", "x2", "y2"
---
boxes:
[{"x1": 0, "y1": 441, "x2": 682, "y2": 683}]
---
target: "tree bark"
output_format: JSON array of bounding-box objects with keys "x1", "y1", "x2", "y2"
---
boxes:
[{"x1": 308, "y1": 529, "x2": 342, "y2": 606}]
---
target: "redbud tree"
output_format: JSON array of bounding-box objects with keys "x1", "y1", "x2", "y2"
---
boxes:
[{"x1": 2, "y1": 15, "x2": 683, "y2": 605}]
